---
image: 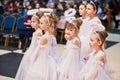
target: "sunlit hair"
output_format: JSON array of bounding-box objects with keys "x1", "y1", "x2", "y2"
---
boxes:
[
  {"x1": 93, "y1": 30, "x2": 108, "y2": 46},
  {"x1": 32, "y1": 15, "x2": 39, "y2": 20},
  {"x1": 36, "y1": 11, "x2": 44, "y2": 19},
  {"x1": 31, "y1": 11, "x2": 44, "y2": 21},
  {"x1": 66, "y1": 18, "x2": 82, "y2": 30},
  {"x1": 41, "y1": 13, "x2": 58, "y2": 35}
]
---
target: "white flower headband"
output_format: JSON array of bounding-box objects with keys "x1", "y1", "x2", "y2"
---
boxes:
[
  {"x1": 88, "y1": 1, "x2": 97, "y2": 11},
  {"x1": 27, "y1": 9, "x2": 39, "y2": 15},
  {"x1": 27, "y1": 8, "x2": 54, "y2": 16},
  {"x1": 69, "y1": 19, "x2": 79, "y2": 30},
  {"x1": 64, "y1": 8, "x2": 76, "y2": 17},
  {"x1": 39, "y1": 8, "x2": 54, "y2": 16}
]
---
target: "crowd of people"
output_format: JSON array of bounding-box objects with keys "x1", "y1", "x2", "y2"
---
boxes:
[
  {"x1": 8, "y1": 0, "x2": 116, "y2": 80},
  {"x1": 0, "y1": 0, "x2": 119, "y2": 52},
  {"x1": 0, "y1": 0, "x2": 119, "y2": 80}
]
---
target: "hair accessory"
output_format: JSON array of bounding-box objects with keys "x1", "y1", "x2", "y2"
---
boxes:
[
  {"x1": 27, "y1": 9, "x2": 39, "y2": 15},
  {"x1": 94, "y1": 31, "x2": 101, "y2": 41},
  {"x1": 70, "y1": 22, "x2": 78, "y2": 30},
  {"x1": 82, "y1": 0, "x2": 87, "y2": 4},
  {"x1": 33, "y1": 14, "x2": 39, "y2": 20},
  {"x1": 90, "y1": 1, "x2": 96, "y2": 11},
  {"x1": 64, "y1": 8, "x2": 76, "y2": 22},
  {"x1": 39, "y1": 8, "x2": 53, "y2": 16}
]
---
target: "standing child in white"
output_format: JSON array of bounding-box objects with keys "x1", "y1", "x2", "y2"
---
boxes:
[
  {"x1": 15, "y1": 12, "x2": 43, "y2": 80},
  {"x1": 79, "y1": 31, "x2": 112, "y2": 80},
  {"x1": 24, "y1": 13, "x2": 58, "y2": 80},
  {"x1": 57, "y1": 18, "x2": 83, "y2": 80}
]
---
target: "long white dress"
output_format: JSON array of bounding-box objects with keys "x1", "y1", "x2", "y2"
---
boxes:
[
  {"x1": 15, "y1": 29, "x2": 42, "y2": 80},
  {"x1": 57, "y1": 37, "x2": 81, "y2": 80},
  {"x1": 78, "y1": 50, "x2": 112, "y2": 80},
  {"x1": 78, "y1": 17, "x2": 90, "y2": 64},
  {"x1": 79, "y1": 16, "x2": 105, "y2": 64},
  {"x1": 24, "y1": 34, "x2": 57, "y2": 80}
]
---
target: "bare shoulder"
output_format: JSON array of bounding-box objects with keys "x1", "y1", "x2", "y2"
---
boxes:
[
  {"x1": 72, "y1": 39, "x2": 80, "y2": 47},
  {"x1": 95, "y1": 17, "x2": 101, "y2": 24},
  {"x1": 40, "y1": 37, "x2": 48, "y2": 45},
  {"x1": 96, "y1": 55, "x2": 105, "y2": 64}
]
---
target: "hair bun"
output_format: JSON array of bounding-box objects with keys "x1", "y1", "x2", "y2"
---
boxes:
[{"x1": 96, "y1": 30, "x2": 108, "y2": 42}]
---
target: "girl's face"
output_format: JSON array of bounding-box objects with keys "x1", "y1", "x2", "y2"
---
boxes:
[
  {"x1": 31, "y1": 16, "x2": 39, "y2": 29},
  {"x1": 86, "y1": 4, "x2": 96, "y2": 17},
  {"x1": 89, "y1": 34, "x2": 101, "y2": 49},
  {"x1": 39, "y1": 17, "x2": 49, "y2": 31},
  {"x1": 79, "y1": 4, "x2": 86, "y2": 16},
  {"x1": 35, "y1": 3, "x2": 40, "y2": 9},
  {"x1": 65, "y1": 27, "x2": 78, "y2": 40}
]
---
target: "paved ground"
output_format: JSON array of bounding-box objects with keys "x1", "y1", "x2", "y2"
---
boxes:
[{"x1": 0, "y1": 28, "x2": 120, "y2": 80}]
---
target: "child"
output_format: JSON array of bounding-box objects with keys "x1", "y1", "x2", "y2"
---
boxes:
[
  {"x1": 57, "y1": 18, "x2": 83, "y2": 80},
  {"x1": 15, "y1": 12, "x2": 43, "y2": 80},
  {"x1": 78, "y1": 2, "x2": 90, "y2": 63},
  {"x1": 79, "y1": 31, "x2": 112, "y2": 80},
  {"x1": 23, "y1": 13, "x2": 58, "y2": 80},
  {"x1": 80, "y1": 1, "x2": 105, "y2": 63}
]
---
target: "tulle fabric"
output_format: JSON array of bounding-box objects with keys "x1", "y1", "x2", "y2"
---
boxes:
[
  {"x1": 24, "y1": 34, "x2": 58, "y2": 80},
  {"x1": 15, "y1": 29, "x2": 42, "y2": 80},
  {"x1": 79, "y1": 16, "x2": 105, "y2": 63},
  {"x1": 57, "y1": 37, "x2": 81, "y2": 80},
  {"x1": 78, "y1": 50, "x2": 112, "y2": 80}
]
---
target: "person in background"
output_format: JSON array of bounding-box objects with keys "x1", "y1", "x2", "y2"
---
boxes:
[
  {"x1": 109, "y1": 0, "x2": 120, "y2": 29},
  {"x1": 0, "y1": 1, "x2": 4, "y2": 15},
  {"x1": 19, "y1": 2, "x2": 35, "y2": 52}
]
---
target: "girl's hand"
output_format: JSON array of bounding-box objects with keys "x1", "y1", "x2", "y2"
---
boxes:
[
  {"x1": 64, "y1": 70, "x2": 69, "y2": 79},
  {"x1": 64, "y1": 34, "x2": 71, "y2": 40},
  {"x1": 33, "y1": 53, "x2": 40, "y2": 63}
]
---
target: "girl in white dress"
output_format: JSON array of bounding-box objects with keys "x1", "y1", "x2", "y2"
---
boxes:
[
  {"x1": 86, "y1": 1, "x2": 105, "y2": 32},
  {"x1": 78, "y1": 3, "x2": 90, "y2": 64},
  {"x1": 15, "y1": 13, "x2": 43, "y2": 80},
  {"x1": 57, "y1": 18, "x2": 83, "y2": 80},
  {"x1": 79, "y1": 31, "x2": 112, "y2": 80},
  {"x1": 80, "y1": 1, "x2": 105, "y2": 63},
  {"x1": 24, "y1": 13, "x2": 58, "y2": 80}
]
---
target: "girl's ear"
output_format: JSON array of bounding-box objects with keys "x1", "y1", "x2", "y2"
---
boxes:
[
  {"x1": 93, "y1": 10, "x2": 96, "y2": 15},
  {"x1": 76, "y1": 29, "x2": 79, "y2": 35},
  {"x1": 98, "y1": 40, "x2": 102, "y2": 46}
]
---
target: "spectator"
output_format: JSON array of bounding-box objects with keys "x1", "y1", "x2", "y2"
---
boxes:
[
  {"x1": 109, "y1": 0, "x2": 120, "y2": 29},
  {"x1": 0, "y1": 1, "x2": 4, "y2": 15}
]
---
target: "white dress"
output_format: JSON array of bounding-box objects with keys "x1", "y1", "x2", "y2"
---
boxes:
[
  {"x1": 79, "y1": 16, "x2": 105, "y2": 64},
  {"x1": 78, "y1": 50, "x2": 112, "y2": 80},
  {"x1": 57, "y1": 37, "x2": 81, "y2": 80},
  {"x1": 78, "y1": 17, "x2": 90, "y2": 64},
  {"x1": 24, "y1": 34, "x2": 57, "y2": 80},
  {"x1": 15, "y1": 29, "x2": 42, "y2": 80}
]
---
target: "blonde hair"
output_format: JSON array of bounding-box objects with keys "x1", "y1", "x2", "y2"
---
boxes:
[
  {"x1": 66, "y1": 18, "x2": 83, "y2": 30},
  {"x1": 41, "y1": 13, "x2": 58, "y2": 35},
  {"x1": 36, "y1": 11, "x2": 44, "y2": 19},
  {"x1": 32, "y1": 11, "x2": 44, "y2": 21}
]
